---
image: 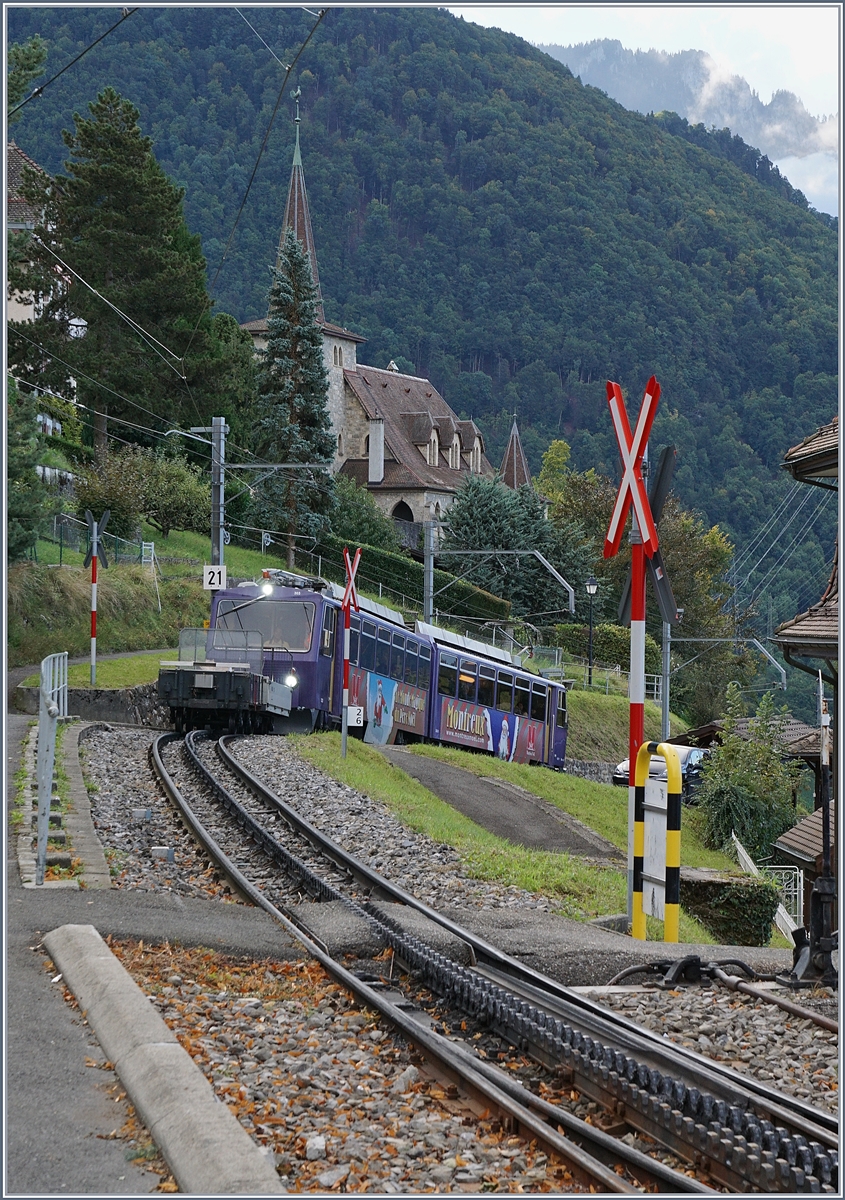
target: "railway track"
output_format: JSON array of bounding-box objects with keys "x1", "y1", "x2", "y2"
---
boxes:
[{"x1": 150, "y1": 730, "x2": 838, "y2": 1194}]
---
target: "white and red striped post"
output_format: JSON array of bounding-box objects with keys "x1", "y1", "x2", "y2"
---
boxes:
[
  {"x1": 604, "y1": 377, "x2": 661, "y2": 939},
  {"x1": 90, "y1": 520, "x2": 98, "y2": 686},
  {"x1": 341, "y1": 547, "x2": 361, "y2": 758}
]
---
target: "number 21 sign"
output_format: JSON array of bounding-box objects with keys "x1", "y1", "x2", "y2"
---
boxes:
[{"x1": 203, "y1": 565, "x2": 227, "y2": 590}]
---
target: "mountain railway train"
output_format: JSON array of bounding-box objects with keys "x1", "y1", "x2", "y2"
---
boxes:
[{"x1": 158, "y1": 568, "x2": 568, "y2": 768}]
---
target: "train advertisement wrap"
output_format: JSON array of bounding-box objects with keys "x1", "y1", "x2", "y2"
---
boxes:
[
  {"x1": 439, "y1": 698, "x2": 545, "y2": 763},
  {"x1": 350, "y1": 668, "x2": 427, "y2": 745}
]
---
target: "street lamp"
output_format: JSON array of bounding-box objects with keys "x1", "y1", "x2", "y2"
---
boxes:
[{"x1": 585, "y1": 575, "x2": 598, "y2": 687}]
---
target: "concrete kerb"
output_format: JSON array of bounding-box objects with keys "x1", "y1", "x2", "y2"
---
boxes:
[{"x1": 43, "y1": 924, "x2": 286, "y2": 1195}]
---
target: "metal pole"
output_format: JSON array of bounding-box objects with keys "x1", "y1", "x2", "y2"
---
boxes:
[
  {"x1": 588, "y1": 593, "x2": 594, "y2": 688},
  {"x1": 341, "y1": 602, "x2": 351, "y2": 758},
  {"x1": 211, "y1": 416, "x2": 226, "y2": 568},
  {"x1": 90, "y1": 521, "x2": 98, "y2": 686},
  {"x1": 661, "y1": 620, "x2": 671, "y2": 740},
  {"x1": 629, "y1": 530, "x2": 646, "y2": 935},
  {"x1": 424, "y1": 515, "x2": 435, "y2": 623}
]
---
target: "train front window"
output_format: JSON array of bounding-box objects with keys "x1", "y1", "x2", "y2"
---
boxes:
[
  {"x1": 530, "y1": 682, "x2": 547, "y2": 723},
  {"x1": 216, "y1": 598, "x2": 315, "y2": 652},
  {"x1": 438, "y1": 653, "x2": 458, "y2": 697},
  {"x1": 458, "y1": 659, "x2": 477, "y2": 702},
  {"x1": 376, "y1": 629, "x2": 391, "y2": 675},
  {"x1": 360, "y1": 620, "x2": 376, "y2": 670},
  {"x1": 390, "y1": 634, "x2": 405, "y2": 681},
  {"x1": 478, "y1": 665, "x2": 495, "y2": 708},
  {"x1": 496, "y1": 672, "x2": 513, "y2": 712}
]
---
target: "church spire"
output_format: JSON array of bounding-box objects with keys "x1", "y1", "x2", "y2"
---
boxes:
[
  {"x1": 500, "y1": 415, "x2": 532, "y2": 489},
  {"x1": 276, "y1": 86, "x2": 324, "y2": 323}
]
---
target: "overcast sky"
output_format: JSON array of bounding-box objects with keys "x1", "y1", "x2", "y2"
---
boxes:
[{"x1": 448, "y1": 5, "x2": 841, "y2": 120}]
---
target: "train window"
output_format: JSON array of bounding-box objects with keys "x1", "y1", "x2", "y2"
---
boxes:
[
  {"x1": 216, "y1": 598, "x2": 315, "y2": 651},
  {"x1": 360, "y1": 620, "x2": 377, "y2": 671},
  {"x1": 390, "y1": 634, "x2": 405, "y2": 681},
  {"x1": 514, "y1": 678, "x2": 530, "y2": 716},
  {"x1": 556, "y1": 688, "x2": 568, "y2": 728},
  {"x1": 349, "y1": 614, "x2": 360, "y2": 665},
  {"x1": 438, "y1": 653, "x2": 458, "y2": 697},
  {"x1": 496, "y1": 671, "x2": 513, "y2": 712},
  {"x1": 320, "y1": 606, "x2": 337, "y2": 657},
  {"x1": 478, "y1": 664, "x2": 496, "y2": 708},
  {"x1": 418, "y1": 645, "x2": 431, "y2": 690},
  {"x1": 404, "y1": 642, "x2": 418, "y2": 686},
  {"x1": 530, "y1": 682, "x2": 547, "y2": 723},
  {"x1": 376, "y1": 628, "x2": 391, "y2": 675},
  {"x1": 458, "y1": 659, "x2": 477, "y2": 702}
]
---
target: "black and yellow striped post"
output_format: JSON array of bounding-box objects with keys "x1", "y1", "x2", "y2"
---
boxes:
[
  {"x1": 633, "y1": 741, "x2": 682, "y2": 942},
  {"x1": 632, "y1": 743, "x2": 650, "y2": 939}
]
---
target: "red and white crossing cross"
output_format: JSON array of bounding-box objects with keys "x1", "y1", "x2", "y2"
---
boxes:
[
  {"x1": 342, "y1": 546, "x2": 361, "y2": 611},
  {"x1": 604, "y1": 376, "x2": 661, "y2": 559}
]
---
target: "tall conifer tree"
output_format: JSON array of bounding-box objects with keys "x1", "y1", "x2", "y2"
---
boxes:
[
  {"x1": 254, "y1": 227, "x2": 334, "y2": 568},
  {"x1": 8, "y1": 87, "x2": 237, "y2": 457}
]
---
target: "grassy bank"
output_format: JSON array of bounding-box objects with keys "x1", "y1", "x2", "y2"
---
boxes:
[
  {"x1": 20, "y1": 652, "x2": 177, "y2": 689},
  {"x1": 7, "y1": 562, "x2": 208, "y2": 668},
  {"x1": 405, "y1": 743, "x2": 733, "y2": 871},
  {"x1": 566, "y1": 691, "x2": 684, "y2": 762},
  {"x1": 295, "y1": 732, "x2": 718, "y2": 942}
]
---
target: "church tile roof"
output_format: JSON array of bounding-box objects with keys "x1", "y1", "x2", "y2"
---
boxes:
[
  {"x1": 7, "y1": 141, "x2": 46, "y2": 226},
  {"x1": 343, "y1": 366, "x2": 494, "y2": 492}
]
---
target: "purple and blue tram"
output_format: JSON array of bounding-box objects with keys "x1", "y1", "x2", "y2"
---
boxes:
[{"x1": 158, "y1": 569, "x2": 568, "y2": 769}]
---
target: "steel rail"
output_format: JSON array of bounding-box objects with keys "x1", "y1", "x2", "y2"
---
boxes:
[
  {"x1": 147, "y1": 732, "x2": 704, "y2": 1194},
  {"x1": 215, "y1": 736, "x2": 838, "y2": 1151},
  {"x1": 155, "y1": 732, "x2": 840, "y2": 1190}
]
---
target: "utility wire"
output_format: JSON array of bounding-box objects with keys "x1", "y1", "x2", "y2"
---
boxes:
[
  {"x1": 7, "y1": 8, "x2": 139, "y2": 117},
  {"x1": 747, "y1": 491, "x2": 833, "y2": 606},
  {"x1": 182, "y1": 7, "x2": 328, "y2": 362},
  {"x1": 32, "y1": 237, "x2": 187, "y2": 377},
  {"x1": 734, "y1": 485, "x2": 817, "y2": 593},
  {"x1": 731, "y1": 483, "x2": 801, "y2": 574},
  {"x1": 235, "y1": 8, "x2": 288, "y2": 68}
]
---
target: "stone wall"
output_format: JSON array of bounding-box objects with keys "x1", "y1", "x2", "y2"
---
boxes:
[
  {"x1": 15, "y1": 682, "x2": 171, "y2": 729},
  {"x1": 564, "y1": 758, "x2": 616, "y2": 786}
]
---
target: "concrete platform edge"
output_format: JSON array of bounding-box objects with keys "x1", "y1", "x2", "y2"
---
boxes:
[{"x1": 43, "y1": 923, "x2": 285, "y2": 1195}]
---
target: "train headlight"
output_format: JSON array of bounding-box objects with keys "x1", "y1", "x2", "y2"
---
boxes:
[
  {"x1": 284, "y1": 668, "x2": 298, "y2": 688},
  {"x1": 261, "y1": 581, "x2": 274, "y2": 596}
]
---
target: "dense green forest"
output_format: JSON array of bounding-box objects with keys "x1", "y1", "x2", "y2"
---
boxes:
[{"x1": 8, "y1": 6, "x2": 838, "y2": 652}]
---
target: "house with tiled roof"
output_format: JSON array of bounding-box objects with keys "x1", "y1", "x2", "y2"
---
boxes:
[
  {"x1": 7, "y1": 140, "x2": 48, "y2": 322},
  {"x1": 242, "y1": 111, "x2": 504, "y2": 544}
]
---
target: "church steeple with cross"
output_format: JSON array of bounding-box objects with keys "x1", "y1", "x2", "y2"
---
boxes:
[
  {"x1": 277, "y1": 86, "x2": 324, "y2": 323},
  {"x1": 500, "y1": 415, "x2": 532, "y2": 489}
]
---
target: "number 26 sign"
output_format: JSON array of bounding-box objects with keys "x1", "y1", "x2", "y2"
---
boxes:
[{"x1": 203, "y1": 565, "x2": 227, "y2": 590}]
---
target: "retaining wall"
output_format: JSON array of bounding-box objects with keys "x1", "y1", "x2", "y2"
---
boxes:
[
  {"x1": 15, "y1": 682, "x2": 170, "y2": 728},
  {"x1": 564, "y1": 758, "x2": 616, "y2": 786}
]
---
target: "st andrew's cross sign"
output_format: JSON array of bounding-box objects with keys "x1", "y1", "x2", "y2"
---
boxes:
[{"x1": 604, "y1": 376, "x2": 660, "y2": 560}]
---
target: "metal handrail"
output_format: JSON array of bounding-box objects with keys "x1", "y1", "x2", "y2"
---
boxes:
[{"x1": 35, "y1": 652, "x2": 68, "y2": 884}]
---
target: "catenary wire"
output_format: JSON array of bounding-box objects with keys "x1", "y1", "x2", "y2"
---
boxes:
[
  {"x1": 7, "y1": 8, "x2": 139, "y2": 117},
  {"x1": 730, "y1": 482, "x2": 802, "y2": 573},
  {"x1": 182, "y1": 7, "x2": 328, "y2": 363},
  {"x1": 31, "y1": 238, "x2": 188, "y2": 378},
  {"x1": 746, "y1": 490, "x2": 833, "y2": 606}
]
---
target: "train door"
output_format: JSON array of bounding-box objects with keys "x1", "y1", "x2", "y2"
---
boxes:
[
  {"x1": 317, "y1": 603, "x2": 337, "y2": 715},
  {"x1": 551, "y1": 684, "x2": 568, "y2": 768}
]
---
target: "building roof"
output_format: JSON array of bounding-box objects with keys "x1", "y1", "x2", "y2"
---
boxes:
[
  {"x1": 500, "y1": 417, "x2": 532, "y2": 489},
  {"x1": 772, "y1": 542, "x2": 838, "y2": 667},
  {"x1": 675, "y1": 714, "x2": 818, "y2": 751},
  {"x1": 7, "y1": 140, "x2": 46, "y2": 226},
  {"x1": 774, "y1": 802, "x2": 836, "y2": 870},
  {"x1": 342, "y1": 365, "x2": 494, "y2": 493},
  {"x1": 241, "y1": 315, "x2": 366, "y2": 343},
  {"x1": 782, "y1": 416, "x2": 838, "y2": 487}
]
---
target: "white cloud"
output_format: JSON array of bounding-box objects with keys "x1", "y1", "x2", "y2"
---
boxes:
[
  {"x1": 448, "y1": 6, "x2": 840, "y2": 119},
  {"x1": 775, "y1": 153, "x2": 840, "y2": 215}
]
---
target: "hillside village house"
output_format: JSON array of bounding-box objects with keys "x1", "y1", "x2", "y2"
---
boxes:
[{"x1": 242, "y1": 114, "x2": 531, "y2": 545}]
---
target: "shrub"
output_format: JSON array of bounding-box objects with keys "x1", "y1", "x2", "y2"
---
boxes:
[
  {"x1": 553, "y1": 622, "x2": 661, "y2": 673},
  {"x1": 697, "y1": 684, "x2": 799, "y2": 861}
]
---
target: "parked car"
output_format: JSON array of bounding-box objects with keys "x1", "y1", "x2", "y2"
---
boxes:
[{"x1": 611, "y1": 745, "x2": 710, "y2": 802}]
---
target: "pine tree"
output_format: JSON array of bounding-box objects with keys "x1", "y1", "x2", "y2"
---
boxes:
[
  {"x1": 7, "y1": 35, "x2": 46, "y2": 118},
  {"x1": 8, "y1": 88, "x2": 235, "y2": 457},
  {"x1": 253, "y1": 227, "x2": 334, "y2": 568}
]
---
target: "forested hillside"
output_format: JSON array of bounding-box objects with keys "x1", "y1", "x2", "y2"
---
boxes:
[{"x1": 9, "y1": 6, "x2": 838, "y2": 631}]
